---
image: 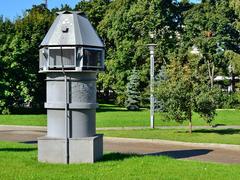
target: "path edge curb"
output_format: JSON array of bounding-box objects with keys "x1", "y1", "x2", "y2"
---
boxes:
[{"x1": 104, "y1": 137, "x2": 240, "y2": 151}]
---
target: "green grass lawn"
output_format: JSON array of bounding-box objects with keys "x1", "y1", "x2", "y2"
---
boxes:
[
  {"x1": 0, "y1": 141, "x2": 239, "y2": 180},
  {"x1": 0, "y1": 104, "x2": 240, "y2": 127},
  {"x1": 97, "y1": 104, "x2": 240, "y2": 127},
  {"x1": 0, "y1": 114, "x2": 46, "y2": 126},
  {"x1": 98, "y1": 128, "x2": 240, "y2": 145}
]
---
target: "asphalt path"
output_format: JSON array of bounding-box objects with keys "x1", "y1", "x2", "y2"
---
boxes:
[{"x1": 0, "y1": 125, "x2": 240, "y2": 164}]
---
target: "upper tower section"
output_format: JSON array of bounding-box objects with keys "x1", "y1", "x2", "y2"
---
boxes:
[{"x1": 39, "y1": 11, "x2": 104, "y2": 72}]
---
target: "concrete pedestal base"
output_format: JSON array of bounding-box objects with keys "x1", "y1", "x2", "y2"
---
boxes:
[{"x1": 38, "y1": 134, "x2": 103, "y2": 164}]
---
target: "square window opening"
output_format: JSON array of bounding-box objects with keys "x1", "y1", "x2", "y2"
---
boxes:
[
  {"x1": 83, "y1": 49, "x2": 103, "y2": 69},
  {"x1": 49, "y1": 48, "x2": 75, "y2": 69}
]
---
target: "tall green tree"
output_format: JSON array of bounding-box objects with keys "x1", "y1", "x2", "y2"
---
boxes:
[
  {"x1": 98, "y1": 0, "x2": 179, "y2": 104},
  {"x1": 226, "y1": 0, "x2": 240, "y2": 75},
  {"x1": 75, "y1": 0, "x2": 110, "y2": 28},
  {"x1": 0, "y1": 17, "x2": 15, "y2": 114},
  {"x1": 230, "y1": 0, "x2": 240, "y2": 19},
  {"x1": 0, "y1": 4, "x2": 54, "y2": 114},
  {"x1": 182, "y1": 0, "x2": 239, "y2": 88}
]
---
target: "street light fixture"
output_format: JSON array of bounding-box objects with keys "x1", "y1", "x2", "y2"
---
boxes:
[{"x1": 147, "y1": 32, "x2": 156, "y2": 129}]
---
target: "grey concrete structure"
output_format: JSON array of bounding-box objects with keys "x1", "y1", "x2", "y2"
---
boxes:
[
  {"x1": 38, "y1": 11, "x2": 104, "y2": 164},
  {"x1": 38, "y1": 135, "x2": 103, "y2": 163}
]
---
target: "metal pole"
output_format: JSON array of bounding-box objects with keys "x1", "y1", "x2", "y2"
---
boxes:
[
  {"x1": 61, "y1": 47, "x2": 69, "y2": 164},
  {"x1": 148, "y1": 44, "x2": 156, "y2": 129},
  {"x1": 64, "y1": 74, "x2": 69, "y2": 164}
]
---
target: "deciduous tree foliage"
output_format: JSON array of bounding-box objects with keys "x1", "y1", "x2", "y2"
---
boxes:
[
  {"x1": 155, "y1": 0, "x2": 239, "y2": 129},
  {"x1": 0, "y1": 5, "x2": 54, "y2": 114},
  {"x1": 0, "y1": 0, "x2": 239, "y2": 115},
  {"x1": 97, "y1": 0, "x2": 179, "y2": 104},
  {"x1": 75, "y1": 0, "x2": 110, "y2": 29},
  {"x1": 156, "y1": 61, "x2": 194, "y2": 133},
  {"x1": 156, "y1": 59, "x2": 221, "y2": 133},
  {"x1": 182, "y1": 0, "x2": 239, "y2": 88},
  {"x1": 0, "y1": 17, "x2": 15, "y2": 114}
]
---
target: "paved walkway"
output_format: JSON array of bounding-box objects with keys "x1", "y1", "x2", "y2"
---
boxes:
[
  {"x1": 104, "y1": 137, "x2": 240, "y2": 164},
  {"x1": 0, "y1": 125, "x2": 240, "y2": 164},
  {"x1": 1, "y1": 124, "x2": 240, "y2": 131}
]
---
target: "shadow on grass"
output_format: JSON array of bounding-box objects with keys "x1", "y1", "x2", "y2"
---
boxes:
[
  {"x1": 146, "y1": 149, "x2": 213, "y2": 159},
  {"x1": 212, "y1": 124, "x2": 226, "y2": 127},
  {"x1": 97, "y1": 104, "x2": 145, "y2": 113},
  {"x1": 192, "y1": 128, "x2": 240, "y2": 135},
  {"x1": 101, "y1": 152, "x2": 139, "y2": 162},
  {"x1": 21, "y1": 141, "x2": 37, "y2": 144},
  {"x1": 0, "y1": 147, "x2": 37, "y2": 152},
  {"x1": 101, "y1": 149, "x2": 212, "y2": 162},
  {"x1": 97, "y1": 108, "x2": 127, "y2": 113}
]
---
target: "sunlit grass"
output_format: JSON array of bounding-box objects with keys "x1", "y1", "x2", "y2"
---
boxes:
[
  {"x1": 98, "y1": 128, "x2": 240, "y2": 145},
  {"x1": 0, "y1": 141, "x2": 239, "y2": 179},
  {"x1": 0, "y1": 104, "x2": 240, "y2": 127}
]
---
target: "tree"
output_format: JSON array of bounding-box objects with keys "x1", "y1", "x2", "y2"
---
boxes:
[
  {"x1": 230, "y1": 0, "x2": 240, "y2": 19},
  {"x1": 125, "y1": 68, "x2": 141, "y2": 110},
  {"x1": 193, "y1": 83, "x2": 220, "y2": 126},
  {"x1": 156, "y1": 60, "x2": 193, "y2": 133},
  {"x1": 182, "y1": 0, "x2": 239, "y2": 88},
  {"x1": 156, "y1": 59, "x2": 220, "y2": 133},
  {"x1": 225, "y1": 0, "x2": 240, "y2": 74},
  {"x1": 75, "y1": 0, "x2": 110, "y2": 28},
  {"x1": 0, "y1": 5, "x2": 54, "y2": 114},
  {"x1": 51, "y1": 4, "x2": 73, "y2": 13},
  {"x1": 98, "y1": 0, "x2": 179, "y2": 104},
  {"x1": 0, "y1": 17, "x2": 15, "y2": 114}
]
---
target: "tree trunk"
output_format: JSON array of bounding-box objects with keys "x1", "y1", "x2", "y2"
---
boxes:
[
  {"x1": 207, "y1": 60, "x2": 215, "y2": 89},
  {"x1": 232, "y1": 73, "x2": 235, "y2": 92},
  {"x1": 189, "y1": 112, "x2": 192, "y2": 134}
]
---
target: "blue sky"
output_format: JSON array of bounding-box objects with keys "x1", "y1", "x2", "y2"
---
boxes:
[
  {"x1": 0, "y1": 0, "x2": 80, "y2": 20},
  {"x1": 0, "y1": 0, "x2": 200, "y2": 21}
]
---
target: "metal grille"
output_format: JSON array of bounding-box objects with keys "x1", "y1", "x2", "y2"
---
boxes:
[
  {"x1": 39, "y1": 48, "x2": 48, "y2": 70},
  {"x1": 83, "y1": 49, "x2": 102, "y2": 68},
  {"x1": 39, "y1": 50, "x2": 45, "y2": 69},
  {"x1": 49, "y1": 48, "x2": 75, "y2": 68}
]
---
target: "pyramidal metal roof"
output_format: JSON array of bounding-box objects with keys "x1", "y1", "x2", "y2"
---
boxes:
[{"x1": 40, "y1": 11, "x2": 104, "y2": 48}]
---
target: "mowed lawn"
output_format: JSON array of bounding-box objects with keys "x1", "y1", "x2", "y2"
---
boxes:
[
  {"x1": 0, "y1": 104, "x2": 240, "y2": 127},
  {"x1": 98, "y1": 128, "x2": 240, "y2": 145},
  {"x1": 97, "y1": 105, "x2": 240, "y2": 127},
  {"x1": 0, "y1": 141, "x2": 239, "y2": 180},
  {"x1": 0, "y1": 114, "x2": 46, "y2": 126}
]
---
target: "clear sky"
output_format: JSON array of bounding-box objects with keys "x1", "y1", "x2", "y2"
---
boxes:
[{"x1": 0, "y1": 0, "x2": 80, "y2": 20}]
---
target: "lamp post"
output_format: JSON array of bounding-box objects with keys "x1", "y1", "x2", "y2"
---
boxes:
[{"x1": 147, "y1": 40, "x2": 156, "y2": 129}]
